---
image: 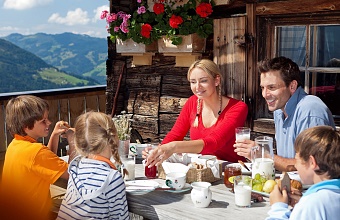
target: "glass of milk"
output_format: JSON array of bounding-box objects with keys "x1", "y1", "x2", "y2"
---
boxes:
[
  {"x1": 235, "y1": 127, "x2": 251, "y2": 142},
  {"x1": 234, "y1": 175, "x2": 252, "y2": 208},
  {"x1": 121, "y1": 154, "x2": 135, "y2": 181},
  {"x1": 251, "y1": 136, "x2": 275, "y2": 180}
]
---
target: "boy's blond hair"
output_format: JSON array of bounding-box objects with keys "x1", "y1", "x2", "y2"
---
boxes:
[
  {"x1": 6, "y1": 95, "x2": 49, "y2": 136},
  {"x1": 294, "y1": 125, "x2": 340, "y2": 178}
]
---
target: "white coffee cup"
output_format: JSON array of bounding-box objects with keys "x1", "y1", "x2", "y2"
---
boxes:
[
  {"x1": 165, "y1": 172, "x2": 186, "y2": 190},
  {"x1": 129, "y1": 143, "x2": 148, "y2": 158}
]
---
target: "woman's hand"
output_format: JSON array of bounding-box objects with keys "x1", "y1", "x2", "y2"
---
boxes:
[
  {"x1": 144, "y1": 142, "x2": 175, "y2": 167},
  {"x1": 269, "y1": 185, "x2": 288, "y2": 205},
  {"x1": 233, "y1": 139, "x2": 255, "y2": 160}
]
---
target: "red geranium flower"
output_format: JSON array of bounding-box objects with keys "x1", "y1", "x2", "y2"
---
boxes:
[
  {"x1": 169, "y1": 15, "x2": 183, "y2": 29},
  {"x1": 196, "y1": 3, "x2": 213, "y2": 18},
  {"x1": 153, "y1": 3, "x2": 165, "y2": 15},
  {"x1": 141, "y1": 24, "x2": 152, "y2": 38}
]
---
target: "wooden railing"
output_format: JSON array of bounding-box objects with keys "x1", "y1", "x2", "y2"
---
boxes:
[{"x1": 0, "y1": 85, "x2": 107, "y2": 163}]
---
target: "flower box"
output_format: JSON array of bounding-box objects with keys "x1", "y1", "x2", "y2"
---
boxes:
[
  {"x1": 116, "y1": 39, "x2": 157, "y2": 65},
  {"x1": 147, "y1": 0, "x2": 190, "y2": 12},
  {"x1": 214, "y1": 0, "x2": 233, "y2": 6},
  {"x1": 157, "y1": 33, "x2": 206, "y2": 53},
  {"x1": 116, "y1": 39, "x2": 158, "y2": 54},
  {"x1": 158, "y1": 33, "x2": 205, "y2": 67}
]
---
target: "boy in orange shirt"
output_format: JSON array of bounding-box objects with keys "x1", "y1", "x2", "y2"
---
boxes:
[{"x1": 0, "y1": 95, "x2": 74, "y2": 220}]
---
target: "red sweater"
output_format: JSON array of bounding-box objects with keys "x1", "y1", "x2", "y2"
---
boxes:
[{"x1": 162, "y1": 95, "x2": 248, "y2": 162}]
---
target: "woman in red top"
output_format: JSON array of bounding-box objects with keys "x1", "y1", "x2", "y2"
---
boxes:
[{"x1": 145, "y1": 59, "x2": 248, "y2": 166}]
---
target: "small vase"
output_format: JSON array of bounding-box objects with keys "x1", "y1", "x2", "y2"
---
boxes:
[{"x1": 118, "y1": 139, "x2": 130, "y2": 156}]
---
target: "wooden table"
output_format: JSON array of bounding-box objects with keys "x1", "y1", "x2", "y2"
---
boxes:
[
  {"x1": 127, "y1": 163, "x2": 271, "y2": 220},
  {"x1": 50, "y1": 161, "x2": 272, "y2": 219}
]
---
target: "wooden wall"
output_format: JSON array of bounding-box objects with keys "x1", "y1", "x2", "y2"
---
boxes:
[
  {"x1": 106, "y1": 48, "x2": 212, "y2": 143},
  {"x1": 106, "y1": 0, "x2": 251, "y2": 143}
]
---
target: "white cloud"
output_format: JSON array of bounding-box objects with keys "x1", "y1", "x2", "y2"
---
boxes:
[
  {"x1": 48, "y1": 8, "x2": 90, "y2": 26},
  {"x1": 3, "y1": 0, "x2": 53, "y2": 10},
  {"x1": 93, "y1": 5, "x2": 110, "y2": 22}
]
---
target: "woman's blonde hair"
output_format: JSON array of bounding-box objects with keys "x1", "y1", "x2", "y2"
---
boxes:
[
  {"x1": 187, "y1": 59, "x2": 223, "y2": 127},
  {"x1": 74, "y1": 111, "x2": 122, "y2": 165},
  {"x1": 6, "y1": 95, "x2": 49, "y2": 136}
]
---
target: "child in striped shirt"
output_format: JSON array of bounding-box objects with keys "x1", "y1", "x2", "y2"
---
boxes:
[{"x1": 57, "y1": 111, "x2": 129, "y2": 219}]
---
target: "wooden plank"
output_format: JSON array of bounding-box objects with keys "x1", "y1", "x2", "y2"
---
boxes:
[
  {"x1": 256, "y1": 0, "x2": 340, "y2": 15},
  {"x1": 59, "y1": 99, "x2": 70, "y2": 124},
  {"x1": 131, "y1": 115, "x2": 159, "y2": 142},
  {"x1": 44, "y1": 99, "x2": 59, "y2": 145},
  {"x1": 133, "y1": 91, "x2": 159, "y2": 116},
  {"x1": 98, "y1": 94, "x2": 107, "y2": 113},
  {"x1": 69, "y1": 97, "x2": 85, "y2": 126},
  {"x1": 214, "y1": 16, "x2": 246, "y2": 100},
  {"x1": 245, "y1": 3, "x2": 257, "y2": 128},
  {"x1": 159, "y1": 96, "x2": 188, "y2": 113},
  {"x1": 253, "y1": 118, "x2": 275, "y2": 135},
  {"x1": 85, "y1": 95, "x2": 99, "y2": 112},
  {"x1": 159, "y1": 113, "x2": 180, "y2": 136}
]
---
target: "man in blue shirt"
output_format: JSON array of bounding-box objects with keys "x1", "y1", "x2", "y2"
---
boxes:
[{"x1": 234, "y1": 56, "x2": 335, "y2": 171}]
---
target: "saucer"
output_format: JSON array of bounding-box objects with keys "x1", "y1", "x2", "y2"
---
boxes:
[
  {"x1": 125, "y1": 180, "x2": 159, "y2": 195},
  {"x1": 162, "y1": 183, "x2": 192, "y2": 193}
]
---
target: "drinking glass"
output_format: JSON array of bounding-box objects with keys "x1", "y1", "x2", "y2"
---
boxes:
[
  {"x1": 224, "y1": 164, "x2": 242, "y2": 189},
  {"x1": 144, "y1": 144, "x2": 158, "y2": 179},
  {"x1": 235, "y1": 127, "x2": 251, "y2": 142},
  {"x1": 234, "y1": 175, "x2": 252, "y2": 208}
]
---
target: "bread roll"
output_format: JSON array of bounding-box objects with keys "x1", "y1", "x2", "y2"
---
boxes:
[{"x1": 291, "y1": 179, "x2": 303, "y2": 191}]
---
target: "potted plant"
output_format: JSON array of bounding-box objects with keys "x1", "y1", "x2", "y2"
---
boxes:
[
  {"x1": 100, "y1": 0, "x2": 159, "y2": 53},
  {"x1": 152, "y1": 0, "x2": 214, "y2": 48}
]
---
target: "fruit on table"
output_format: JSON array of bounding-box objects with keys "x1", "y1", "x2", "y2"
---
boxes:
[
  {"x1": 262, "y1": 180, "x2": 277, "y2": 193},
  {"x1": 252, "y1": 173, "x2": 277, "y2": 193}
]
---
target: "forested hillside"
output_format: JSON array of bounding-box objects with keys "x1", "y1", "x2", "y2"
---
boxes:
[
  {"x1": 3, "y1": 33, "x2": 107, "y2": 84},
  {"x1": 0, "y1": 39, "x2": 98, "y2": 93}
]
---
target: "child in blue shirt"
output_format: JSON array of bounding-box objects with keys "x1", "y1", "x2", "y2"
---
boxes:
[{"x1": 266, "y1": 125, "x2": 340, "y2": 220}]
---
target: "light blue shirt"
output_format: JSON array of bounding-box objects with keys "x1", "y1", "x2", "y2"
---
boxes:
[
  {"x1": 274, "y1": 87, "x2": 335, "y2": 158},
  {"x1": 266, "y1": 179, "x2": 340, "y2": 220}
]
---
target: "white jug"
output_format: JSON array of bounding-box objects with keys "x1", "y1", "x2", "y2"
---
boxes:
[{"x1": 190, "y1": 182, "x2": 212, "y2": 208}]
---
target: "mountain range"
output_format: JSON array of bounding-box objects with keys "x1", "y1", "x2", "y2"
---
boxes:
[
  {"x1": 2, "y1": 32, "x2": 108, "y2": 84},
  {"x1": 0, "y1": 38, "x2": 99, "y2": 93}
]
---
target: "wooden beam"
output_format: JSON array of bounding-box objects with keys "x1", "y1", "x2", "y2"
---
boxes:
[{"x1": 256, "y1": 0, "x2": 340, "y2": 15}]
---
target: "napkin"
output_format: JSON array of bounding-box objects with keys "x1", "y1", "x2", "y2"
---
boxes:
[{"x1": 161, "y1": 161, "x2": 190, "y2": 175}]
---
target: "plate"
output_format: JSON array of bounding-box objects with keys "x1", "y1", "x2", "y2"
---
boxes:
[
  {"x1": 125, "y1": 180, "x2": 159, "y2": 195},
  {"x1": 162, "y1": 183, "x2": 192, "y2": 193},
  {"x1": 252, "y1": 190, "x2": 269, "y2": 197}
]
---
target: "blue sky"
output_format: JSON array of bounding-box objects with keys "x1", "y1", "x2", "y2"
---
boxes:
[{"x1": 0, "y1": 0, "x2": 110, "y2": 38}]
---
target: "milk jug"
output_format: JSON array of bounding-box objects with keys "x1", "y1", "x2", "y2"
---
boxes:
[{"x1": 190, "y1": 182, "x2": 212, "y2": 208}]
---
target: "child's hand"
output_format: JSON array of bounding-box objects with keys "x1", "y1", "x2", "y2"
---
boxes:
[
  {"x1": 269, "y1": 184, "x2": 288, "y2": 205},
  {"x1": 288, "y1": 188, "x2": 302, "y2": 207},
  {"x1": 53, "y1": 121, "x2": 71, "y2": 136}
]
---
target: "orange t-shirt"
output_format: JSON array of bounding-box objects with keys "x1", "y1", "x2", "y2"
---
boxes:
[{"x1": 0, "y1": 134, "x2": 68, "y2": 220}]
